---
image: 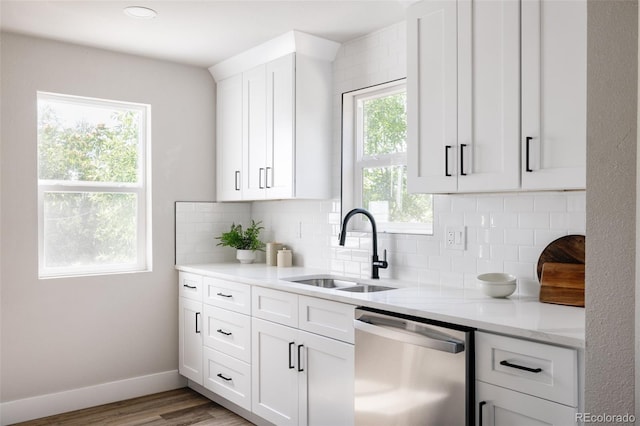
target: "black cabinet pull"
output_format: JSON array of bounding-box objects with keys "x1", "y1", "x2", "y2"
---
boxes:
[
  {"x1": 297, "y1": 345, "x2": 304, "y2": 372},
  {"x1": 216, "y1": 329, "x2": 232, "y2": 336},
  {"x1": 445, "y1": 145, "x2": 452, "y2": 176},
  {"x1": 216, "y1": 292, "x2": 233, "y2": 298},
  {"x1": 460, "y1": 144, "x2": 467, "y2": 176},
  {"x1": 259, "y1": 168, "x2": 265, "y2": 189},
  {"x1": 195, "y1": 312, "x2": 201, "y2": 334},
  {"x1": 234, "y1": 170, "x2": 240, "y2": 191},
  {"x1": 479, "y1": 401, "x2": 486, "y2": 426},
  {"x1": 183, "y1": 283, "x2": 197, "y2": 289},
  {"x1": 500, "y1": 359, "x2": 542, "y2": 373},
  {"x1": 288, "y1": 342, "x2": 295, "y2": 369},
  {"x1": 217, "y1": 373, "x2": 232, "y2": 382},
  {"x1": 525, "y1": 136, "x2": 533, "y2": 172},
  {"x1": 266, "y1": 166, "x2": 272, "y2": 188}
]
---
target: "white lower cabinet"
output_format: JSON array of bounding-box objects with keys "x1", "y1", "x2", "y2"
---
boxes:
[
  {"x1": 178, "y1": 297, "x2": 203, "y2": 385},
  {"x1": 252, "y1": 317, "x2": 354, "y2": 426},
  {"x1": 477, "y1": 382, "x2": 576, "y2": 426},
  {"x1": 299, "y1": 328, "x2": 354, "y2": 426},
  {"x1": 476, "y1": 332, "x2": 579, "y2": 426},
  {"x1": 252, "y1": 317, "x2": 300, "y2": 425},
  {"x1": 179, "y1": 275, "x2": 355, "y2": 426}
]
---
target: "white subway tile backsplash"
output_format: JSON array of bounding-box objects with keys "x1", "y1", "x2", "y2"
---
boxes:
[
  {"x1": 518, "y1": 213, "x2": 550, "y2": 229},
  {"x1": 490, "y1": 212, "x2": 519, "y2": 229},
  {"x1": 504, "y1": 229, "x2": 535, "y2": 246},
  {"x1": 534, "y1": 194, "x2": 567, "y2": 212},
  {"x1": 504, "y1": 195, "x2": 534, "y2": 213},
  {"x1": 477, "y1": 196, "x2": 505, "y2": 213}
]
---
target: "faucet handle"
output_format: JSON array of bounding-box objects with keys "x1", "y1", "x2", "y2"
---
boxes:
[{"x1": 383, "y1": 249, "x2": 387, "y2": 261}]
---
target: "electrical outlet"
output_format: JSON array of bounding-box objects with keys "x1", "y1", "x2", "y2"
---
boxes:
[{"x1": 445, "y1": 226, "x2": 466, "y2": 250}]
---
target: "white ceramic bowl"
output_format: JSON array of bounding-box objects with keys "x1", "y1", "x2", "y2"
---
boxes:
[{"x1": 477, "y1": 273, "x2": 517, "y2": 298}]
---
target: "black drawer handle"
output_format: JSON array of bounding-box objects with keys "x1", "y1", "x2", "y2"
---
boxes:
[
  {"x1": 217, "y1": 329, "x2": 232, "y2": 336},
  {"x1": 500, "y1": 360, "x2": 542, "y2": 373},
  {"x1": 216, "y1": 292, "x2": 233, "y2": 298},
  {"x1": 288, "y1": 342, "x2": 295, "y2": 369},
  {"x1": 183, "y1": 284, "x2": 197, "y2": 289},
  {"x1": 297, "y1": 344, "x2": 304, "y2": 372},
  {"x1": 525, "y1": 136, "x2": 533, "y2": 172},
  {"x1": 445, "y1": 145, "x2": 452, "y2": 176},
  {"x1": 217, "y1": 373, "x2": 232, "y2": 382},
  {"x1": 460, "y1": 143, "x2": 467, "y2": 176},
  {"x1": 479, "y1": 401, "x2": 486, "y2": 426}
]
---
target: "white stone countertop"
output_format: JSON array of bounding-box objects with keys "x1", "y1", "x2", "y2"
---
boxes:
[{"x1": 176, "y1": 263, "x2": 585, "y2": 348}]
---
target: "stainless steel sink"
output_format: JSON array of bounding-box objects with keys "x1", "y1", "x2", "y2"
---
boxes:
[
  {"x1": 285, "y1": 276, "x2": 396, "y2": 292},
  {"x1": 337, "y1": 284, "x2": 396, "y2": 293},
  {"x1": 292, "y1": 277, "x2": 357, "y2": 289}
]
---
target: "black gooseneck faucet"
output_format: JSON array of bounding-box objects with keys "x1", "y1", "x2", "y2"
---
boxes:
[{"x1": 338, "y1": 208, "x2": 388, "y2": 279}]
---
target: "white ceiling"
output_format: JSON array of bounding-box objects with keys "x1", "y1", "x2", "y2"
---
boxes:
[{"x1": 0, "y1": 1, "x2": 409, "y2": 68}]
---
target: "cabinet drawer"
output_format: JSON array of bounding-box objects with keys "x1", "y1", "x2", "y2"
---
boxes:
[
  {"x1": 252, "y1": 286, "x2": 298, "y2": 327},
  {"x1": 476, "y1": 332, "x2": 578, "y2": 406},
  {"x1": 203, "y1": 277, "x2": 251, "y2": 315},
  {"x1": 179, "y1": 272, "x2": 203, "y2": 301},
  {"x1": 202, "y1": 305, "x2": 251, "y2": 363},
  {"x1": 203, "y1": 347, "x2": 251, "y2": 411},
  {"x1": 477, "y1": 381, "x2": 577, "y2": 426},
  {"x1": 299, "y1": 296, "x2": 355, "y2": 344}
]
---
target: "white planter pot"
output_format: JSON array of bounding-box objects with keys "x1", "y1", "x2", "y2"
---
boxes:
[{"x1": 236, "y1": 249, "x2": 257, "y2": 264}]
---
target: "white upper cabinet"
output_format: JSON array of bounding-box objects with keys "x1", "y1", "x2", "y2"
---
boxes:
[
  {"x1": 216, "y1": 75, "x2": 243, "y2": 201},
  {"x1": 408, "y1": 0, "x2": 520, "y2": 194},
  {"x1": 407, "y1": 0, "x2": 458, "y2": 193},
  {"x1": 408, "y1": 0, "x2": 586, "y2": 194},
  {"x1": 265, "y1": 54, "x2": 295, "y2": 199},
  {"x1": 242, "y1": 63, "x2": 268, "y2": 199},
  {"x1": 457, "y1": 0, "x2": 520, "y2": 192},
  {"x1": 521, "y1": 0, "x2": 587, "y2": 190},
  {"x1": 212, "y1": 31, "x2": 339, "y2": 201}
]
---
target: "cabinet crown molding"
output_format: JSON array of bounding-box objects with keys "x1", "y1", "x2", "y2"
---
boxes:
[{"x1": 209, "y1": 30, "x2": 341, "y2": 82}]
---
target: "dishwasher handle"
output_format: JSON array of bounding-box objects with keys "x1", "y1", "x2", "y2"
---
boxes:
[{"x1": 355, "y1": 314, "x2": 465, "y2": 354}]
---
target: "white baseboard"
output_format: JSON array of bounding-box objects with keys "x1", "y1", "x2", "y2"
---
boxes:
[{"x1": 0, "y1": 370, "x2": 187, "y2": 425}]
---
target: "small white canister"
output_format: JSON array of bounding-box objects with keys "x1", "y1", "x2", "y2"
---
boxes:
[
  {"x1": 277, "y1": 247, "x2": 293, "y2": 267},
  {"x1": 266, "y1": 242, "x2": 283, "y2": 266}
]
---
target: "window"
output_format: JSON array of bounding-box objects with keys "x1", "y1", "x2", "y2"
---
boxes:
[
  {"x1": 37, "y1": 92, "x2": 151, "y2": 278},
  {"x1": 342, "y1": 80, "x2": 433, "y2": 234}
]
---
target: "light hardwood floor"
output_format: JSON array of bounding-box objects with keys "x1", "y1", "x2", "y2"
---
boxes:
[{"x1": 12, "y1": 388, "x2": 255, "y2": 426}]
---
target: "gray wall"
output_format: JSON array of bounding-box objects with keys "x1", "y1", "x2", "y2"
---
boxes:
[
  {"x1": 0, "y1": 33, "x2": 215, "y2": 401},
  {"x1": 586, "y1": 0, "x2": 637, "y2": 416}
]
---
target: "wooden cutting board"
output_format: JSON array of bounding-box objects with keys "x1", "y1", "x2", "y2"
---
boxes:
[
  {"x1": 536, "y1": 234, "x2": 585, "y2": 280},
  {"x1": 539, "y1": 262, "x2": 585, "y2": 307}
]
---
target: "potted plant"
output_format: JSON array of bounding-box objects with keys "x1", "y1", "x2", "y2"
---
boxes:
[{"x1": 216, "y1": 220, "x2": 265, "y2": 264}]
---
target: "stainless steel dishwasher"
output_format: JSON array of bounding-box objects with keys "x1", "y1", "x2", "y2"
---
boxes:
[{"x1": 354, "y1": 307, "x2": 474, "y2": 425}]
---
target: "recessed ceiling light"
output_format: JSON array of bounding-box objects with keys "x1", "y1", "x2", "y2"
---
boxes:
[{"x1": 124, "y1": 6, "x2": 157, "y2": 19}]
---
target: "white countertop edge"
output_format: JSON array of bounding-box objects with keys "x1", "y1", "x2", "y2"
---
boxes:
[{"x1": 176, "y1": 263, "x2": 585, "y2": 349}]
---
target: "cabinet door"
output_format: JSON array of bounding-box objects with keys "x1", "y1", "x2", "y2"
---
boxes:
[
  {"x1": 521, "y1": 0, "x2": 586, "y2": 190},
  {"x1": 457, "y1": 0, "x2": 520, "y2": 192},
  {"x1": 266, "y1": 53, "x2": 295, "y2": 199},
  {"x1": 476, "y1": 382, "x2": 577, "y2": 426},
  {"x1": 216, "y1": 75, "x2": 243, "y2": 201},
  {"x1": 298, "y1": 330, "x2": 354, "y2": 426},
  {"x1": 243, "y1": 64, "x2": 267, "y2": 199},
  {"x1": 252, "y1": 318, "x2": 299, "y2": 426},
  {"x1": 407, "y1": 0, "x2": 458, "y2": 193},
  {"x1": 179, "y1": 298, "x2": 203, "y2": 384}
]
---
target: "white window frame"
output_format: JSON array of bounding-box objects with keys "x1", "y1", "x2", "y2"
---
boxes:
[
  {"x1": 37, "y1": 92, "x2": 152, "y2": 278},
  {"x1": 342, "y1": 79, "x2": 433, "y2": 235}
]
